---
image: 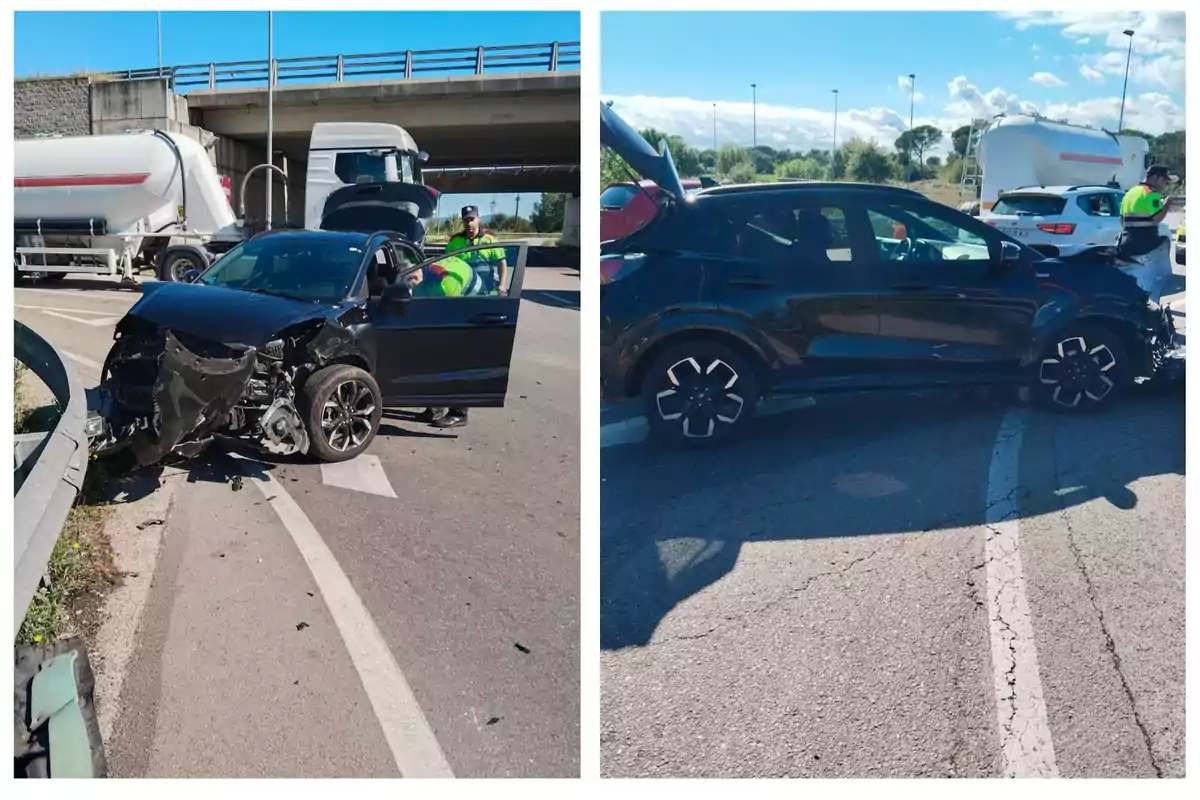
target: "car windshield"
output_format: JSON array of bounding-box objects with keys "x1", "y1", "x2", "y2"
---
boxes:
[
  {"x1": 993, "y1": 194, "x2": 1067, "y2": 216},
  {"x1": 197, "y1": 235, "x2": 367, "y2": 304}
]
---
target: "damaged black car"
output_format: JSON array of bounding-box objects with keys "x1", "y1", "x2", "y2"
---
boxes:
[{"x1": 87, "y1": 218, "x2": 528, "y2": 464}]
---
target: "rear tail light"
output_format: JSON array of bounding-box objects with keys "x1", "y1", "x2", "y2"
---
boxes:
[
  {"x1": 600, "y1": 254, "x2": 648, "y2": 284},
  {"x1": 1036, "y1": 223, "x2": 1076, "y2": 235}
]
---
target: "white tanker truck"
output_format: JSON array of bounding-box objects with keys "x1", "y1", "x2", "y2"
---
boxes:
[
  {"x1": 14, "y1": 122, "x2": 428, "y2": 283},
  {"x1": 963, "y1": 114, "x2": 1150, "y2": 213}
]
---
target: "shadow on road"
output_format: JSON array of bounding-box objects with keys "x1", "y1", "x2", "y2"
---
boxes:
[
  {"x1": 523, "y1": 289, "x2": 580, "y2": 310},
  {"x1": 16, "y1": 277, "x2": 147, "y2": 294},
  {"x1": 600, "y1": 384, "x2": 1184, "y2": 650}
]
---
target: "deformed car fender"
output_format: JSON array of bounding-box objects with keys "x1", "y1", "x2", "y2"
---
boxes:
[{"x1": 128, "y1": 330, "x2": 257, "y2": 466}]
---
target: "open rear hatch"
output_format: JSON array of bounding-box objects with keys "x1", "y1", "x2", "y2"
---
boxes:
[{"x1": 319, "y1": 182, "x2": 439, "y2": 243}]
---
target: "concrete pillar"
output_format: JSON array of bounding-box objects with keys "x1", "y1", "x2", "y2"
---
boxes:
[{"x1": 561, "y1": 195, "x2": 581, "y2": 248}]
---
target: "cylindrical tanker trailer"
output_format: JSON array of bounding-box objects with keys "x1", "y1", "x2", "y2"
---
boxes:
[
  {"x1": 14, "y1": 129, "x2": 254, "y2": 283},
  {"x1": 976, "y1": 115, "x2": 1150, "y2": 212}
]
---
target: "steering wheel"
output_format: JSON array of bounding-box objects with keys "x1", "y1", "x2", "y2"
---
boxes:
[{"x1": 892, "y1": 237, "x2": 915, "y2": 261}]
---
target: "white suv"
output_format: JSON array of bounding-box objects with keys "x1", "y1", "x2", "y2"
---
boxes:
[{"x1": 981, "y1": 184, "x2": 1141, "y2": 257}]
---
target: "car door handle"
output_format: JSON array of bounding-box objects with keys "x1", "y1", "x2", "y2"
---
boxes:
[
  {"x1": 727, "y1": 278, "x2": 775, "y2": 289},
  {"x1": 470, "y1": 313, "x2": 509, "y2": 325},
  {"x1": 892, "y1": 282, "x2": 930, "y2": 292}
]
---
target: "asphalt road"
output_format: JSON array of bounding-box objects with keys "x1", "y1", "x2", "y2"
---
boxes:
[
  {"x1": 15, "y1": 268, "x2": 580, "y2": 778},
  {"x1": 599, "y1": 263, "x2": 1185, "y2": 777}
]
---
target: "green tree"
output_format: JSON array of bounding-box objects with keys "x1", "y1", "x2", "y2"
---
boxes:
[
  {"x1": 951, "y1": 125, "x2": 973, "y2": 158},
  {"x1": 716, "y1": 145, "x2": 754, "y2": 178},
  {"x1": 602, "y1": 147, "x2": 633, "y2": 187},
  {"x1": 777, "y1": 157, "x2": 825, "y2": 180},
  {"x1": 531, "y1": 193, "x2": 566, "y2": 233},
  {"x1": 895, "y1": 124, "x2": 944, "y2": 167},
  {"x1": 724, "y1": 162, "x2": 758, "y2": 184},
  {"x1": 842, "y1": 138, "x2": 893, "y2": 183},
  {"x1": 925, "y1": 155, "x2": 942, "y2": 168}
]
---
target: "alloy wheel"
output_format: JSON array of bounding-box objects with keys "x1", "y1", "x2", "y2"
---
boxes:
[
  {"x1": 320, "y1": 379, "x2": 377, "y2": 452},
  {"x1": 1038, "y1": 335, "x2": 1117, "y2": 408},
  {"x1": 654, "y1": 356, "x2": 746, "y2": 439}
]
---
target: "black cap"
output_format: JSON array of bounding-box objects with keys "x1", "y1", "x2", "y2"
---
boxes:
[
  {"x1": 1146, "y1": 165, "x2": 1180, "y2": 183},
  {"x1": 461, "y1": 205, "x2": 480, "y2": 219}
]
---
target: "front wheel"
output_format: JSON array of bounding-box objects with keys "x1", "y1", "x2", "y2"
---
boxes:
[
  {"x1": 299, "y1": 365, "x2": 383, "y2": 462},
  {"x1": 1030, "y1": 323, "x2": 1130, "y2": 413},
  {"x1": 640, "y1": 340, "x2": 761, "y2": 446}
]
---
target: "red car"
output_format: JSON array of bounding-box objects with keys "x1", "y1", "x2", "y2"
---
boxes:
[{"x1": 600, "y1": 177, "x2": 717, "y2": 242}]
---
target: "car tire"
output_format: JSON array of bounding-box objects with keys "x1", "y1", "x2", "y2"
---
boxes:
[
  {"x1": 640, "y1": 340, "x2": 761, "y2": 445},
  {"x1": 1030, "y1": 323, "x2": 1130, "y2": 413},
  {"x1": 159, "y1": 249, "x2": 204, "y2": 283},
  {"x1": 299, "y1": 364, "x2": 383, "y2": 462}
]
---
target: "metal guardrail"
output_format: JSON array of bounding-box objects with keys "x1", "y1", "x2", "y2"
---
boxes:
[
  {"x1": 14, "y1": 321, "x2": 88, "y2": 631},
  {"x1": 100, "y1": 41, "x2": 580, "y2": 91}
]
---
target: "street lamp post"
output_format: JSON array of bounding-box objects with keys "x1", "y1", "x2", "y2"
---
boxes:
[
  {"x1": 832, "y1": 89, "x2": 839, "y2": 179},
  {"x1": 907, "y1": 73, "x2": 916, "y2": 182},
  {"x1": 751, "y1": 83, "x2": 757, "y2": 148},
  {"x1": 266, "y1": 11, "x2": 275, "y2": 230},
  {"x1": 157, "y1": 12, "x2": 163, "y2": 77},
  {"x1": 1118, "y1": 29, "x2": 1135, "y2": 133},
  {"x1": 713, "y1": 102, "x2": 717, "y2": 152}
]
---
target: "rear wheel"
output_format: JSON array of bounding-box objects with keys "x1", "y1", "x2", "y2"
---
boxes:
[
  {"x1": 1031, "y1": 323, "x2": 1130, "y2": 413},
  {"x1": 159, "y1": 250, "x2": 204, "y2": 283},
  {"x1": 299, "y1": 364, "x2": 383, "y2": 462},
  {"x1": 640, "y1": 340, "x2": 761, "y2": 445}
]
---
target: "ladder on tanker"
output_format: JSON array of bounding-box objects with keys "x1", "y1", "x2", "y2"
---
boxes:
[{"x1": 958, "y1": 118, "x2": 990, "y2": 203}]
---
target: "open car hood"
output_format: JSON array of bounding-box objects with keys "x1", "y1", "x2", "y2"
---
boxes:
[
  {"x1": 600, "y1": 102, "x2": 686, "y2": 202},
  {"x1": 319, "y1": 182, "x2": 440, "y2": 243}
]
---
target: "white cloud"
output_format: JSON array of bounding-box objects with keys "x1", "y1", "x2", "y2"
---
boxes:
[
  {"x1": 996, "y1": 12, "x2": 1185, "y2": 92},
  {"x1": 896, "y1": 75, "x2": 924, "y2": 102},
  {"x1": 601, "y1": 83, "x2": 1184, "y2": 159},
  {"x1": 1030, "y1": 72, "x2": 1067, "y2": 87},
  {"x1": 1079, "y1": 64, "x2": 1106, "y2": 84},
  {"x1": 1032, "y1": 44, "x2": 1042, "y2": 52}
]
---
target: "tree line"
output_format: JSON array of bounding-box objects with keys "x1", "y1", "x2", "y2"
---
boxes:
[
  {"x1": 426, "y1": 193, "x2": 567, "y2": 236},
  {"x1": 602, "y1": 123, "x2": 1187, "y2": 191}
]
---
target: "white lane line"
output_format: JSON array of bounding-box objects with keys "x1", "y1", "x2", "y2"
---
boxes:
[
  {"x1": 239, "y1": 460, "x2": 454, "y2": 778},
  {"x1": 15, "y1": 286, "x2": 140, "y2": 299},
  {"x1": 600, "y1": 396, "x2": 816, "y2": 448},
  {"x1": 31, "y1": 308, "x2": 123, "y2": 327},
  {"x1": 15, "y1": 303, "x2": 121, "y2": 317},
  {"x1": 984, "y1": 409, "x2": 1059, "y2": 778},
  {"x1": 61, "y1": 350, "x2": 103, "y2": 372},
  {"x1": 320, "y1": 455, "x2": 398, "y2": 498}
]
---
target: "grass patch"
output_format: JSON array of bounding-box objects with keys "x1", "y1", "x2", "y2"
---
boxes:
[
  {"x1": 15, "y1": 360, "x2": 31, "y2": 433},
  {"x1": 16, "y1": 71, "x2": 117, "y2": 83},
  {"x1": 16, "y1": 505, "x2": 119, "y2": 647}
]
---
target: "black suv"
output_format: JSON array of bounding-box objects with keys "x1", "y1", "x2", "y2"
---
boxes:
[{"x1": 599, "y1": 103, "x2": 1181, "y2": 445}]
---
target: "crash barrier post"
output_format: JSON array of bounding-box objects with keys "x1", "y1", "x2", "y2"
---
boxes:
[
  {"x1": 101, "y1": 41, "x2": 581, "y2": 90},
  {"x1": 14, "y1": 322, "x2": 103, "y2": 778},
  {"x1": 14, "y1": 321, "x2": 88, "y2": 631}
]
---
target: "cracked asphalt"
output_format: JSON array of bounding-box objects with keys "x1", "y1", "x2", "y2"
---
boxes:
[{"x1": 601, "y1": 304, "x2": 1184, "y2": 776}]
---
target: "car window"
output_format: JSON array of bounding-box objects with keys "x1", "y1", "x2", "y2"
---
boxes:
[
  {"x1": 1077, "y1": 193, "x2": 1118, "y2": 217},
  {"x1": 600, "y1": 184, "x2": 641, "y2": 210},
  {"x1": 992, "y1": 194, "x2": 1067, "y2": 216},
  {"x1": 866, "y1": 201, "x2": 992, "y2": 263},
  {"x1": 397, "y1": 242, "x2": 522, "y2": 298},
  {"x1": 689, "y1": 197, "x2": 865, "y2": 264},
  {"x1": 197, "y1": 235, "x2": 368, "y2": 303}
]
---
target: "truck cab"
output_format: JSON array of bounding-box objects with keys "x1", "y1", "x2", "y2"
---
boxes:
[{"x1": 304, "y1": 122, "x2": 430, "y2": 230}]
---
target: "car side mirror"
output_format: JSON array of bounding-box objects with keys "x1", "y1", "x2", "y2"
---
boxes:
[
  {"x1": 417, "y1": 150, "x2": 430, "y2": 163},
  {"x1": 994, "y1": 240, "x2": 1023, "y2": 270},
  {"x1": 381, "y1": 280, "x2": 413, "y2": 311}
]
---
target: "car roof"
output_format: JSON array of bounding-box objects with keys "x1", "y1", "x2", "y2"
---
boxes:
[
  {"x1": 1001, "y1": 184, "x2": 1118, "y2": 196},
  {"x1": 695, "y1": 181, "x2": 927, "y2": 200}
]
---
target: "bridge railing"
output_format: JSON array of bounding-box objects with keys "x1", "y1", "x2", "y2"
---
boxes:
[{"x1": 102, "y1": 41, "x2": 580, "y2": 91}]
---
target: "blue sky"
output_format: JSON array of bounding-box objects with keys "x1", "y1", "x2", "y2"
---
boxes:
[
  {"x1": 601, "y1": 11, "x2": 1184, "y2": 155},
  {"x1": 14, "y1": 10, "x2": 581, "y2": 219}
]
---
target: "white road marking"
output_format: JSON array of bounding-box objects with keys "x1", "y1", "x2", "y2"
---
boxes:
[
  {"x1": 320, "y1": 455, "x2": 398, "y2": 498},
  {"x1": 15, "y1": 303, "x2": 121, "y2": 317},
  {"x1": 30, "y1": 308, "x2": 123, "y2": 327},
  {"x1": 600, "y1": 396, "x2": 816, "y2": 448},
  {"x1": 61, "y1": 350, "x2": 103, "y2": 372},
  {"x1": 239, "y1": 460, "x2": 454, "y2": 778},
  {"x1": 984, "y1": 409, "x2": 1059, "y2": 778},
  {"x1": 15, "y1": 286, "x2": 138, "y2": 300}
]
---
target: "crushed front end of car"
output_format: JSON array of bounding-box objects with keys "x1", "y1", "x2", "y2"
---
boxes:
[
  {"x1": 1147, "y1": 301, "x2": 1186, "y2": 383},
  {"x1": 86, "y1": 316, "x2": 319, "y2": 466}
]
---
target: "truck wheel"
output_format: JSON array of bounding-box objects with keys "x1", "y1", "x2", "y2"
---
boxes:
[
  {"x1": 39, "y1": 273, "x2": 67, "y2": 284},
  {"x1": 1031, "y1": 323, "x2": 1130, "y2": 413},
  {"x1": 640, "y1": 340, "x2": 761, "y2": 446},
  {"x1": 299, "y1": 364, "x2": 383, "y2": 462},
  {"x1": 159, "y1": 250, "x2": 205, "y2": 283}
]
